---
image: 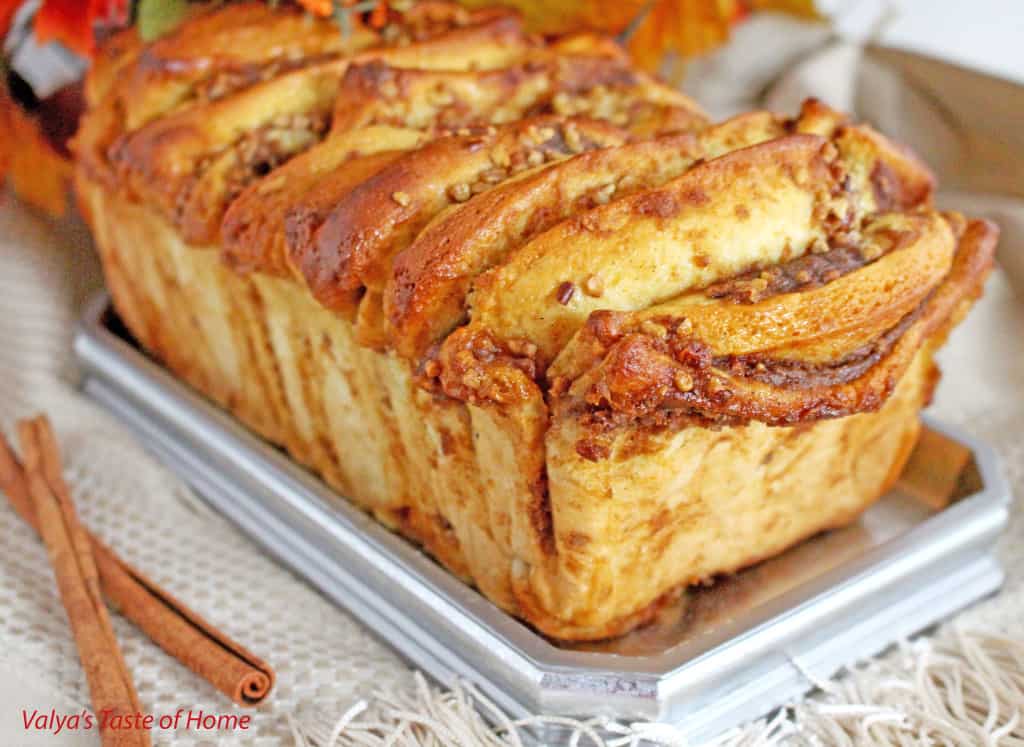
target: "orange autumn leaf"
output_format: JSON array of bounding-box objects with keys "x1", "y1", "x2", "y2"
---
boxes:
[
  {"x1": 33, "y1": 0, "x2": 131, "y2": 57},
  {"x1": 0, "y1": 0, "x2": 20, "y2": 40},
  {"x1": 34, "y1": 0, "x2": 95, "y2": 57},
  {"x1": 458, "y1": 0, "x2": 647, "y2": 35},
  {"x1": 0, "y1": 85, "x2": 72, "y2": 217},
  {"x1": 296, "y1": 0, "x2": 333, "y2": 15},
  {"x1": 456, "y1": 0, "x2": 817, "y2": 69},
  {"x1": 630, "y1": 0, "x2": 819, "y2": 69},
  {"x1": 297, "y1": 0, "x2": 390, "y2": 23},
  {"x1": 628, "y1": 0, "x2": 737, "y2": 70}
]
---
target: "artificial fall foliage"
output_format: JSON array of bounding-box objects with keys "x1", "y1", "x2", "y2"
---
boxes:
[
  {"x1": 0, "y1": 82, "x2": 73, "y2": 216},
  {"x1": 29, "y1": 0, "x2": 130, "y2": 57},
  {"x1": 456, "y1": 0, "x2": 817, "y2": 69},
  {"x1": 0, "y1": 0, "x2": 129, "y2": 214},
  {"x1": 1, "y1": 0, "x2": 816, "y2": 217}
]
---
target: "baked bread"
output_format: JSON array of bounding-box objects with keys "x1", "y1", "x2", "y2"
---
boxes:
[{"x1": 74, "y1": 1, "x2": 997, "y2": 640}]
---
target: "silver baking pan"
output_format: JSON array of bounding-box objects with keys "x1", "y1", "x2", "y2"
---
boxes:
[{"x1": 74, "y1": 293, "x2": 1010, "y2": 744}]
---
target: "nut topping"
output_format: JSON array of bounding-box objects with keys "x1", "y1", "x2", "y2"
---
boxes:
[
  {"x1": 640, "y1": 320, "x2": 668, "y2": 339},
  {"x1": 556, "y1": 281, "x2": 576, "y2": 305},
  {"x1": 674, "y1": 371, "x2": 694, "y2": 392},
  {"x1": 448, "y1": 183, "x2": 472, "y2": 202}
]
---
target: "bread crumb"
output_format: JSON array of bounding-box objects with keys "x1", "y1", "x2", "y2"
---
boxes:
[
  {"x1": 640, "y1": 320, "x2": 667, "y2": 338},
  {"x1": 564, "y1": 122, "x2": 583, "y2": 153},
  {"x1": 491, "y1": 149, "x2": 511, "y2": 168},
  {"x1": 449, "y1": 183, "x2": 472, "y2": 202},
  {"x1": 862, "y1": 241, "x2": 885, "y2": 260},
  {"x1": 583, "y1": 274, "x2": 604, "y2": 297},
  {"x1": 674, "y1": 371, "x2": 694, "y2": 392},
  {"x1": 593, "y1": 183, "x2": 616, "y2": 205},
  {"x1": 556, "y1": 281, "x2": 576, "y2": 305}
]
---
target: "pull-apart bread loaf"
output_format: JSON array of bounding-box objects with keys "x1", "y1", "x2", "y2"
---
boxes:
[{"x1": 75, "y1": 1, "x2": 997, "y2": 640}]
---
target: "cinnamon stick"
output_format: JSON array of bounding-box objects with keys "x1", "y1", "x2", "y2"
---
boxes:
[
  {"x1": 0, "y1": 419, "x2": 274, "y2": 707},
  {"x1": 17, "y1": 416, "x2": 149, "y2": 747}
]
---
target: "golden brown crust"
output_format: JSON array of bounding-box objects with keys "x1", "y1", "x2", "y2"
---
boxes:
[
  {"x1": 82, "y1": 5, "x2": 542, "y2": 244},
  {"x1": 388, "y1": 134, "x2": 702, "y2": 359},
  {"x1": 388, "y1": 109, "x2": 803, "y2": 361},
  {"x1": 421, "y1": 101, "x2": 948, "y2": 427},
  {"x1": 553, "y1": 216, "x2": 995, "y2": 441},
  {"x1": 223, "y1": 141, "x2": 416, "y2": 277},
  {"x1": 225, "y1": 48, "x2": 691, "y2": 280},
  {"x1": 111, "y1": 2, "x2": 525, "y2": 129},
  {"x1": 460, "y1": 133, "x2": 844, "y2": 363},
  {"x1": 126, "y1": 20, "x2": 706, "y2": 271},
  {"x1": 290, "y1": 115, "x2": 629, "y2": 314},
  {"x1": 115, "y1": 2, "x2": 367, "y2": 130}
]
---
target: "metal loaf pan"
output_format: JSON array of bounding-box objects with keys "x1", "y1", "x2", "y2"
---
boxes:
[{"x1": 74, "y1": 294, "x2": 1010, "y2": 744}]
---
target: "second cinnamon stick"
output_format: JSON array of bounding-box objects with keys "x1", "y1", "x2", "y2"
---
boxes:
[
  {"x1": 0, "y1": 421, "x2": 274, "y2": 707},
  {"x1": 18, "y1": 417, "x2": 150, "y2": 747}
]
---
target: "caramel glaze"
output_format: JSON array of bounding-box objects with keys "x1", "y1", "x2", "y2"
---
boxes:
[
  {"x1": 705, "y1": 243, "x2": 875, "y2": 304},
  {"x1": 559, "y1": 217, "x2": 997, "y2": 460},
  {"x1": 422, "y1": 327, "x2": 541, "y2": 406},
  {"x1": 416, "y1": 213, "x2": 997, "y2": 466}
]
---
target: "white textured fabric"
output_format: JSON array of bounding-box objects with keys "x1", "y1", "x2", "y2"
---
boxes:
[{"x1": 1, "y1": 22, "x2": 1024, "y2": 747}]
